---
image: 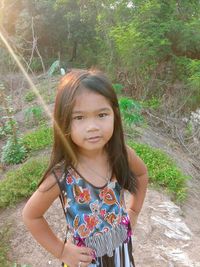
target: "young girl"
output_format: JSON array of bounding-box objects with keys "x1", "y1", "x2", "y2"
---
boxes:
[{"x1": 22, "y1": 69, "x2": 148, "y2": 267}]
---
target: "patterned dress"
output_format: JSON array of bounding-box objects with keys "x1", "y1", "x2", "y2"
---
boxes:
[{"x1": 53, "y1": 166, "x2": 135, "y2": 267}]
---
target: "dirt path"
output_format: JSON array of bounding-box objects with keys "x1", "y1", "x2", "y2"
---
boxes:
[{"x1": 0, "y1": 127, "x2": 200, "y2": 267}]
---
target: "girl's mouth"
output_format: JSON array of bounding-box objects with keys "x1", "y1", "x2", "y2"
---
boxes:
[{"x1": 87, "y1": 136, "x2": 101, "y2": 142}]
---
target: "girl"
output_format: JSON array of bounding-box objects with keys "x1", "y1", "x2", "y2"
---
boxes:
[{"x1": 22, "y1": 69, "x2": 148, "y2": 267}]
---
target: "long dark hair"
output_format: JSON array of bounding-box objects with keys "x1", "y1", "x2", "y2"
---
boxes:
[{"x1": 40, "y1": 69, "x2": 137, "y2": 193}]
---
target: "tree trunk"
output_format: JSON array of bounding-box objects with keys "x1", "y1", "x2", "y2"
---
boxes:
[{"x1": 70, "y1": 40, "x2": 77, "y2": 62}]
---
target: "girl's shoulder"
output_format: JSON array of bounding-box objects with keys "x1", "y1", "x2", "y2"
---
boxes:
[
  {"x1": 38, "y1": 162, "x2": 65, "y2": 193},
  {"x1": 126, "y1": 145, "x2": 148, "y2": 176}
]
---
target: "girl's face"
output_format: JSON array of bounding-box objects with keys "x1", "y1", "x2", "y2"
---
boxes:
[{"x1": 70, "y1": 89, "x2": 114, "y2": 156}]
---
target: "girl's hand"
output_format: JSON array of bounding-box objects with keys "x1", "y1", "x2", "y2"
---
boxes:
[
  {"x1": 127, "y1": 208, "x2": 139, "y2": 232},
  {"x1": 60, "y1": 238, "x2": 94, "y2": 267}
]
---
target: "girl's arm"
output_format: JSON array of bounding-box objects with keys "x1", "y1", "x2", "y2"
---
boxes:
[
  {"x1": 22, "y1": 174, "x2": 64, "y2": 259},
  {"x1": 126, "y1": 146, "x2": 149, "y2": 230},
  {"x1": 22, "y1": 173, "x2": 93, "y2": 266}
]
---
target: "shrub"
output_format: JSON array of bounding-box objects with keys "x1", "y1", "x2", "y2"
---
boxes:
[
  {"x1": 1, "y1": 137, "x2": 27, "y2": 164},
  {"x1": 119, "y1": 97, "x2": 144, "y2": 126},
  {"x1": 128, "y1": 141, "x2": 189, "y2": 202}
]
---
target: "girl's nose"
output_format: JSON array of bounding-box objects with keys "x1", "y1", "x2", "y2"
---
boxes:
[{"x1": 86, "y1": 119, "x2": 100, "y2": 131}]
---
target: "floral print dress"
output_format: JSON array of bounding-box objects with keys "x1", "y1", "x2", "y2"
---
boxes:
[{"x1": 54, "y1": 166, "x2": 135, "y2": 267}]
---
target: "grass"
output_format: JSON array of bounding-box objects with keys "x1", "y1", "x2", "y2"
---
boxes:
[
  {"x1": 22, "y1": 125, "x2": 53, "y2": 152},
  {"x1": 0, "y1": 157, "x2": 48, "y2": 208},
  {"x1": 0, "y1": 137, "x2": 189, "y2": 208},
  {"x1": 128, "y1": 140, "x2": 190, "y2": 202},
  {"x1": 0, "y1": 223, "x2": 12, "y2": 267},
  {"x1": 0, "y1": 222, "x2": 32, "y2": 267},
  {"x1": 0, "y1": 139, "x2": 189, "y2": 209}
]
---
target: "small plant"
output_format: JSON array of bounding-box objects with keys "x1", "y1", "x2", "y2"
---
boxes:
[
  {"x1": 1, "y1": 137, "x2": 27, "y2": 164},
  {"x1": 0, "y1": 84, "x2": 18, "y2": 138},
  {"x1": 0, "y1": 120, "x2": 16, "y2": 139},
  {"x1": 141, "y1": 97, "x2": 161, "y2": 110},
  {"x1": 0, "y1": 84, "x2": 27, "y2": 164},
  {"x1": 24, "y1": 105, "x2": 44, "y2": 127},
  {"x1": 119, "y1": 97, "x2": 144, "y2": 126},
  {"x1": 23, "y1": 124, "x2": 53, "y2": 152},
  {"x1": 24, "y1": 91, "x2": 36, "y2": 102}
]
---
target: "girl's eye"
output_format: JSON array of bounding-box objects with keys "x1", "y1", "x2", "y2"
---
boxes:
[
  {"x1": 99, "y1": 113, "x2": 108, "y2": 118},
  {"x1": 73, "y1": 115, "x2": 84, "y2": 120}
]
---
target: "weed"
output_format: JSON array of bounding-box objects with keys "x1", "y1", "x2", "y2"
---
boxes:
[
  {"x1": 0, "y1": 157, "x2": 48, "y2": 208},
  {"x1": 24, "y1": 91, "x2": 36, "y2": 103}
]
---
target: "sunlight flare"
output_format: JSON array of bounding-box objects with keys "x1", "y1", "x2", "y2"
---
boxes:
[{"x1": 0, "y1": 30, "x2": 76, "y2": 163}]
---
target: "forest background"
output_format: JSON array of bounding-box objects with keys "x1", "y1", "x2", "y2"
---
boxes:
[{"x1": 1, "y1": 0, "x2": 200, "y2": 108}]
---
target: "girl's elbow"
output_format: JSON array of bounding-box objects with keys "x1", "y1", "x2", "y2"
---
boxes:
[
  {"x1": 138, "y1": 168, "x2": 149, "y2": 187},
  {"x1": 22, "y1": 203, "x2": 34, "y2": 227},
  {"x1": 22, "y1": 205, "x2": 29, "y2": 225}
]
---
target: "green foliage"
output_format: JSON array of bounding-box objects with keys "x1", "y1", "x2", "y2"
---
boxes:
[
  {"x1": 0, "y1": 223, "x2": 12, "y2": 267},
  {"x1": 141, "y1": 97, "x2": 161, "y2": 110},
  {"x1": 23, "y1": 125, "x2": 53, "y2": 152},
  {"x1": 24, "y1": 91, "x2": 37, "y2": 102},
  {"x1": 24, "y1": 105, "x2": 44, "y2": 127},
  {"x1": 112, "y1": 83, "x2": 124, "y2": 94},
  {"x1": 1, "y1": 137, "x2": 27, "y2": 165},
  {"x1": 29, "y1": 57, "x2": 44, "y2": 73},
  {"x1": 0, "y1": 120, "x2": 16, "y2": 139},
  {"x1": 128, "y1": 141, "x2": 189, "y2": 202},
  {"x1": 0, "y1": 157, "x2": 48, "y2": 208},
  {"x1": 187, "y1": 59, "x2": 200, "y2": 108},
  {"x1": 3, "y1": 0, "x2": 200, "y2": 110},
  {"x1": 119, "y1": 97, "x2": 144, "y2": 125}
]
